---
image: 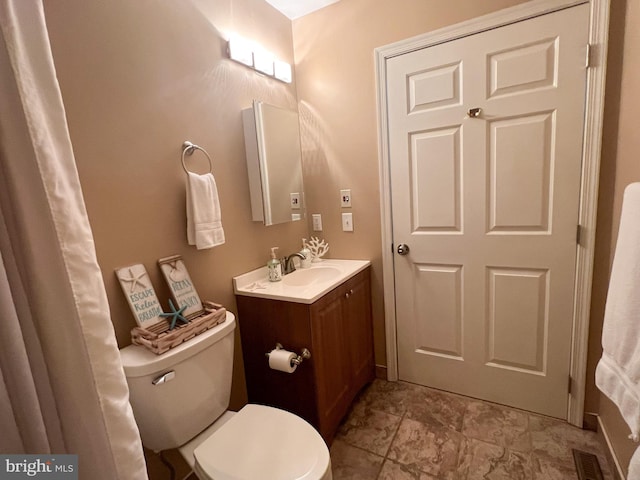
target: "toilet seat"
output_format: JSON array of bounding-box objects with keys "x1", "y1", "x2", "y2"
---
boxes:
[{"x1": 192, "y1": 404, "x2": 332, "y2": 480}]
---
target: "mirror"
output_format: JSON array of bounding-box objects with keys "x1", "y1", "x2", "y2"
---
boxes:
[{"x1": 242, "y1": 101, "x2": 304, "y2": 226}]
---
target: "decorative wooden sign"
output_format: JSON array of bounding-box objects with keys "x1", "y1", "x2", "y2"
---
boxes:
[
  {"x1": 115, "y1": 264, "x2": 164, "y2": 327},
  {"x1": 158, "y1": 255, "x2": 204, "y2": 320}
]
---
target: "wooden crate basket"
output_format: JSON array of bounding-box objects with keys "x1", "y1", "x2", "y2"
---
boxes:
[{"x1": 131, "y1": 301, "x2": 227, "y2": 355}]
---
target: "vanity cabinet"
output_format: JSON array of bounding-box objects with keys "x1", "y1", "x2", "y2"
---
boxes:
[{"x1": 236, "y1": 267, "x2": 374, "y2": 443}]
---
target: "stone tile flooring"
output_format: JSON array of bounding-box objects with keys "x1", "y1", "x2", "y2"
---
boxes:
[{"x1": 330, "y1": 380, "x2": 613, "y2": 480}]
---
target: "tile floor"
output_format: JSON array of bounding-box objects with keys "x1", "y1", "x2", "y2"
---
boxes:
[{"x1": 330, "y1": 380, "x2": 613, "y2": 480}]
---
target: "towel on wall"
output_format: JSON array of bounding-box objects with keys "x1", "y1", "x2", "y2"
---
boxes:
[
  {"x1": 595, "y1": 182, "x2": 640, "y2": 478},
  {"x1": 186, "y1": 172, "x2": 225, "y2": 249}
]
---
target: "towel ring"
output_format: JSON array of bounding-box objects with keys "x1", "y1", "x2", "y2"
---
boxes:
[{"x1": 181, "y1": 141, "x2": 212, "y2": 174}]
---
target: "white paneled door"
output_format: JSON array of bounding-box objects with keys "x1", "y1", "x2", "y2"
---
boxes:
[{"x1": 388, "y1": 4, "x2": 589, "y2": 418}]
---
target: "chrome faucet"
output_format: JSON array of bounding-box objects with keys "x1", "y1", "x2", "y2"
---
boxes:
[{"x1": 281, "y1": 252, "x2": 306, "y2": 275}]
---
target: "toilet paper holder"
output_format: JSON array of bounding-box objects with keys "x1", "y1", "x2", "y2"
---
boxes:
[{"x1": 266, "y1": 343, "x2": 311, "y2": 366}]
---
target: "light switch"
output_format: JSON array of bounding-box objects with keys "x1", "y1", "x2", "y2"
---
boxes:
[
  {"x1": 342, "y1": 213, "x2": 354, "y2": 232},
  {"x1": 312, "y1": 214, "x2": 323, "y2": 231},
  {"x1": 340, "y1": 189, "x2": 352, "y2": 208}
]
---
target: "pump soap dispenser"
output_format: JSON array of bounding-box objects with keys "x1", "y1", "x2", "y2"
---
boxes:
[
  {"x1": 267, "y1": 247, "x2": 282, "y2": 282},
  {"x1": 300, "y1": 239, "x2": 311, "y2": 269}
]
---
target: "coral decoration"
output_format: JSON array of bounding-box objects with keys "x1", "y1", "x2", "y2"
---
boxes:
[{"x1": 304, "y1": 236, "x2": 329, "y2": 262}]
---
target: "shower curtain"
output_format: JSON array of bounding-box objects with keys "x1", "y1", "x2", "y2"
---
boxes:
[{"x1": 0, "y1": 1, "x2": 148, "y2": 478}]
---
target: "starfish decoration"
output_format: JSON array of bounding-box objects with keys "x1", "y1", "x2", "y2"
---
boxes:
[
  {"x1": 120, "y1": 267, "x2": 147, "y2": 293},
  {"x1": 160, "y1": 299, "x2": 189, "y2": 330}
]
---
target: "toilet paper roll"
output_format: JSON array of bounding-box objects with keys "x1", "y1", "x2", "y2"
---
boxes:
[{"x1": 268, "y1": 349, "x2": 297, "y2": 373}]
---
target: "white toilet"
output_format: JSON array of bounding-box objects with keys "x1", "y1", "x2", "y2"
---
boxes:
[{"x1": 119, "y1": 312, "x2": 332, "y2": 480}]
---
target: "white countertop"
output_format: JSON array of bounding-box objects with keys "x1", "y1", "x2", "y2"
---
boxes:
[{"x1": 233, "y1": 259, "x2": 370, "y2": 304}]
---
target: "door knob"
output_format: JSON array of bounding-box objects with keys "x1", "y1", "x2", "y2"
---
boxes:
[
  {"x1": 468, "y1": 107, "x2": 482, "y2": 118},
  {"x1": 397, "y1": 244, "x2": 410, "y2": 255}
]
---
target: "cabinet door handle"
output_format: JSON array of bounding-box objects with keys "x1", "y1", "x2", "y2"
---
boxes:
[{"x1": 345, "y1": 289, "x2": 354, "y2": 299}]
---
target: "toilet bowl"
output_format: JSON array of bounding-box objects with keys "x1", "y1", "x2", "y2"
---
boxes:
[
  {"x1": 119, "y1": 312, "x2": 331, "y2": 480},
  {"x1": 181, "y1": 405, "x2": 331, "y2": 480}
]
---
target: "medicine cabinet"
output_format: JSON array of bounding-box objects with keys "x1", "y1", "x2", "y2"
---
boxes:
[{"x1": 242, "y1": 101, "x2": 305, "y2": 226}]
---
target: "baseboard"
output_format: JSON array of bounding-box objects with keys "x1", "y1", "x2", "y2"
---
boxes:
[
  {"x1": 597, "y1": 414, "x2": 626, "y2": 480},
  {"x1": 375, "y1": 364, "x2": 387, "y2": 380},
  {"x1": 584, "y1": 412, "x2": 598, "y2": 432}
]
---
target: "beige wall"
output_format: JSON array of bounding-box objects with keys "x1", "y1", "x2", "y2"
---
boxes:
[{"x1": 44, "y1": 0, "x2": 306, "y2": 413}]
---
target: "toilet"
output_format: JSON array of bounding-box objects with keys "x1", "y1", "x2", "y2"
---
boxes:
[{"x1": 119, "y1": 312, "x2": 332, "y2": 480}]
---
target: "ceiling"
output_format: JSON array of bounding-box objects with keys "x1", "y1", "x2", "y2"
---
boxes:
[{"x1": 264, "y1": 0, "x2": 341, "y2": 19}]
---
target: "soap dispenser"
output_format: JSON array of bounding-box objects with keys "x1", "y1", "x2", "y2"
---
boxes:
[
  {"x1": 267, "y1": 247, "x2": 282, "y2": 282},
  {"x1": 300, "y1": 239, "x2": 312, "y2": 269}
]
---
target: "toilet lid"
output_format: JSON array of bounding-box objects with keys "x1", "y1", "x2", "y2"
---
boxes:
[{"x1": 193, "y1": 404, "x2": 331, "y2": 480}]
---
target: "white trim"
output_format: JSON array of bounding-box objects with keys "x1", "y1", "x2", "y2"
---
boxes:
[
  {"x1": 598, "y1": 415, "x2": 627, "y2": 479},
  {"x1": 375, "y1": 0, "x2": 610, "y2": 424},
  {"x1": 377, "y1": 0, "x2": 587, "y2": 59},
  {"x1": 376, "y1": 45, "x2": 398, "y2": 381},
  {"x1": 568, "y1": 0, "x2": 611, "y2": 427}
]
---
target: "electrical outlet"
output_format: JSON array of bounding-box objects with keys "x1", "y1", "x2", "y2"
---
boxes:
[
  {"x1": 340, "y1": 189, "x2": 352, "y2": 208},
  {"x1": 312, "y1": 214, "x2": 323, "y2": 231},
  {"x1": 290, "y1": 192, "x2": 300, "y2": 209},
  {"x1": 342, "y1": 213, "x2": 354, "y2": 232}
]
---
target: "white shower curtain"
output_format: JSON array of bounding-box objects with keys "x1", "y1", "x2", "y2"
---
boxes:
[{"x1": 0, "y1": 1, "x2": 148, "y2": 478}]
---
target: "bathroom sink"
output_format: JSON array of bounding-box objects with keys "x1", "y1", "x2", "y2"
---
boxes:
[
  {"x1": 233, "y1": 259, "x2": 370, "y2": 304},
  {"x1": 282, "y1": 267, "x2": 341, "y2": 286}
]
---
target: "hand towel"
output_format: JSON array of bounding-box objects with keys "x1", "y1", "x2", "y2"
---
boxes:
[
  {"x1": 630, "y1": 449, "x2": 640, "y2": 479},
  {"x1": 595, "y1": 182, "x2": 640, "y2": 476},
  {"x1": 186, "y1": 172, "x2": 225, "y2": 249}
]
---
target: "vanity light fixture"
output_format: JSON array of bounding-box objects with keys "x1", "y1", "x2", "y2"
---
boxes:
[
  {"x1": 253, "y1": 48, "x2": 275, "y2": 76},
  {"x1": 228, "y1": 35, "x2": 254, "y2": 67},
  {"x1": 227, "y1": 34, "x2": 292, "y2": 84},
  {"x1": 274, "y1": 60, "x2": 292, "y2": 83}
]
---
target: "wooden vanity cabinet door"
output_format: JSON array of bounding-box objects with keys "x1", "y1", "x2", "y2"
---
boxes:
[
  {"x1": 310, "y1": 284, "x2": 351, "y2": 442},
  {"x1": 309, "y1": 268, "x2": 374, "y2": 442},
  {"x1": 343, "y1": 268, "x2": 375, "y2": 399}
]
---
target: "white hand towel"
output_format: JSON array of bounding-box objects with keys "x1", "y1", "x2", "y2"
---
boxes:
[
  {"x1": 596, "y1": 182, "x2": 640, "y2": 476},
  {"x1": 186, "y1": 172, "x2": 225, "y2": 249},
  {"x1": 630, "y1": 448, "x2": 640, "y2": 479}
]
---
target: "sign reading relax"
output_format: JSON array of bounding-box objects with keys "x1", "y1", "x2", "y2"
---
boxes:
[{"x1": 158, "y1": 255, "x2": 204, "y2": 319}]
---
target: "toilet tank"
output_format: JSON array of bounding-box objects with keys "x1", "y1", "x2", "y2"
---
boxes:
[{"x1": 119, "y1": 313, "x2": 236, "y2": 452}]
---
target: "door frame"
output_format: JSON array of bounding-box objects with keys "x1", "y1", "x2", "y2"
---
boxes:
[{"x1": 375, "y1": 0, "x2": 610, "y2": 426}]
